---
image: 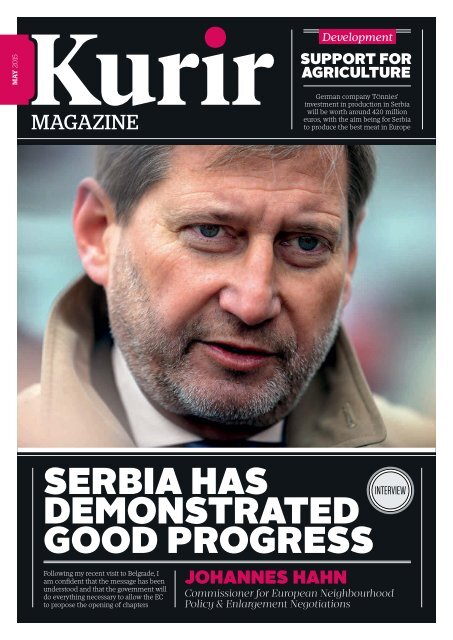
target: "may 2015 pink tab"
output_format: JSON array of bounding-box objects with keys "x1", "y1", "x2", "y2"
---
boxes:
[
  {"x1": 0, "y1": 35, "x2": 35, "y2": 105},
  {"x1": 319, "y1": 29, "x2": 397, "y2": 45}
]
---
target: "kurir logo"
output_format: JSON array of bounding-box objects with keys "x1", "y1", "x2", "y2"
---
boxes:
[{"x1": 32, "y1": 27, "x2": 275, "y2": 107}]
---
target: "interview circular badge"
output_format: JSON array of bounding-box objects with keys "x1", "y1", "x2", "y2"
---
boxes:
[{"x1": 367, "y1": 467, "x2": 414, "y2": 514}]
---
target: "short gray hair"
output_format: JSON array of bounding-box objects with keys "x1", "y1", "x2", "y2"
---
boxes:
[{"x1": 96, "y1": 145, "x2": 375, "y2": 234}]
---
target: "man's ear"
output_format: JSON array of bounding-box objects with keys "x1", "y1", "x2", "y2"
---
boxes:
[
  {"x1": 73, "y1": 178, "x2": 118, "y2": 287},
  {"x1": 342, "y1": 209, "x2": 366, "y2": 308}
]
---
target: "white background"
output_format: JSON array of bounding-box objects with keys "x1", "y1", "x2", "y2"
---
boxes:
[{"x1": 4, "y1": 1, "x2": 448, "y2": 638}]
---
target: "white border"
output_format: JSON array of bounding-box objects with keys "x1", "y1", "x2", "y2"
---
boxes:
[{"x1": 4, "y1": 1, "x2": 449, "y2": 638}]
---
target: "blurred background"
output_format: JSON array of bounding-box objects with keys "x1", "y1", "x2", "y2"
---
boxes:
[{"x1": 17, "y1": 144, "x2": 435, "y2": 418}]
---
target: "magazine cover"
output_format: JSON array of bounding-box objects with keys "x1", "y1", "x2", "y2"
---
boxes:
[{"x1": 5, "y1": 8, "x2": 439, "y2": 627}]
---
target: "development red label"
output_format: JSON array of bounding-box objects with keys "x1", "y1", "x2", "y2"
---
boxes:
[
  {"x1": 319, "y1": 29, "x2": 397, "y2": 45},
  {"x1": 0, "y1": 35, "x2": 35, "y2": 105}
]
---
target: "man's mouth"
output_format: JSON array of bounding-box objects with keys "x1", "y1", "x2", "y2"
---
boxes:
[{"x1": 196, "y1": 340, "x2": 278, "y2": 372}]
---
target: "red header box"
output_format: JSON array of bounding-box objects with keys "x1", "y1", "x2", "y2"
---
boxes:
[
  {"x1": 319, "y1": 29, "x2": 397, "y2": 45},
  {"x1": 0, "y1": 35, "x2": 35, "y2": 105}
]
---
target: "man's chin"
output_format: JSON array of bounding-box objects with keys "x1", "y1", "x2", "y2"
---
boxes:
[{"x1": 167, "y1": 384, "x2": 296, "y2": 428}]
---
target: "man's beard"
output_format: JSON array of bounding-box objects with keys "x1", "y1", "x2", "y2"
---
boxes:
[{"x1": 107, "y1": 247, "x2": 342, "y2": 430}]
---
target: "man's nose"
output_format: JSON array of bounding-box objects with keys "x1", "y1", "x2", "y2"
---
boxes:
[{"x1": 218, "y1": 239, "x2": 282, "y2": 326}]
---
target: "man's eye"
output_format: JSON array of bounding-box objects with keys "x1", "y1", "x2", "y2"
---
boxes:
[
  {"x1": 197, "y1": 224, "x2": 221, "y2": 238},
  {"x1": 278, "y1": 234, "x2": 331, "y2": 268},
  {"x1": 183, "y1": 224, "x2": 235, "y2": 253},
  {"x1": 298, "y1": 236, "x2": 320, "y2": 251}
]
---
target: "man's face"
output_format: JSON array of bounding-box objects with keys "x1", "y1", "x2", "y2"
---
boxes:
[{"x1": 106, "y1": 145, "x2": 356, "y2": 438}]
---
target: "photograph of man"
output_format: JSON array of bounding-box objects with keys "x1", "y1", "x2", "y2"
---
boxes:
[{"x1": 18, "y1": 144, "x2": 435, "y2": 448}]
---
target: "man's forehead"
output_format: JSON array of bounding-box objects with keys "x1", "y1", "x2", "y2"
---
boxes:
[{"x1": 168, "y1": 145, "x2": 348, "y2": 192}]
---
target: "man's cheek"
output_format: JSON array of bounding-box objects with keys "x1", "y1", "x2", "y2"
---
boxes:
[
  {"x1": 152, "y1": 255, "x2": 224, "y2": 304},
  {"x1": 291, "y1": 274, "x2": 344, "y2": 333},
  {"x1": 131, "y1": 249, "x2": 190, "y2": 296},
  {"x1": 146, "y1": 273, "x2": 214, "y2": 331}
]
